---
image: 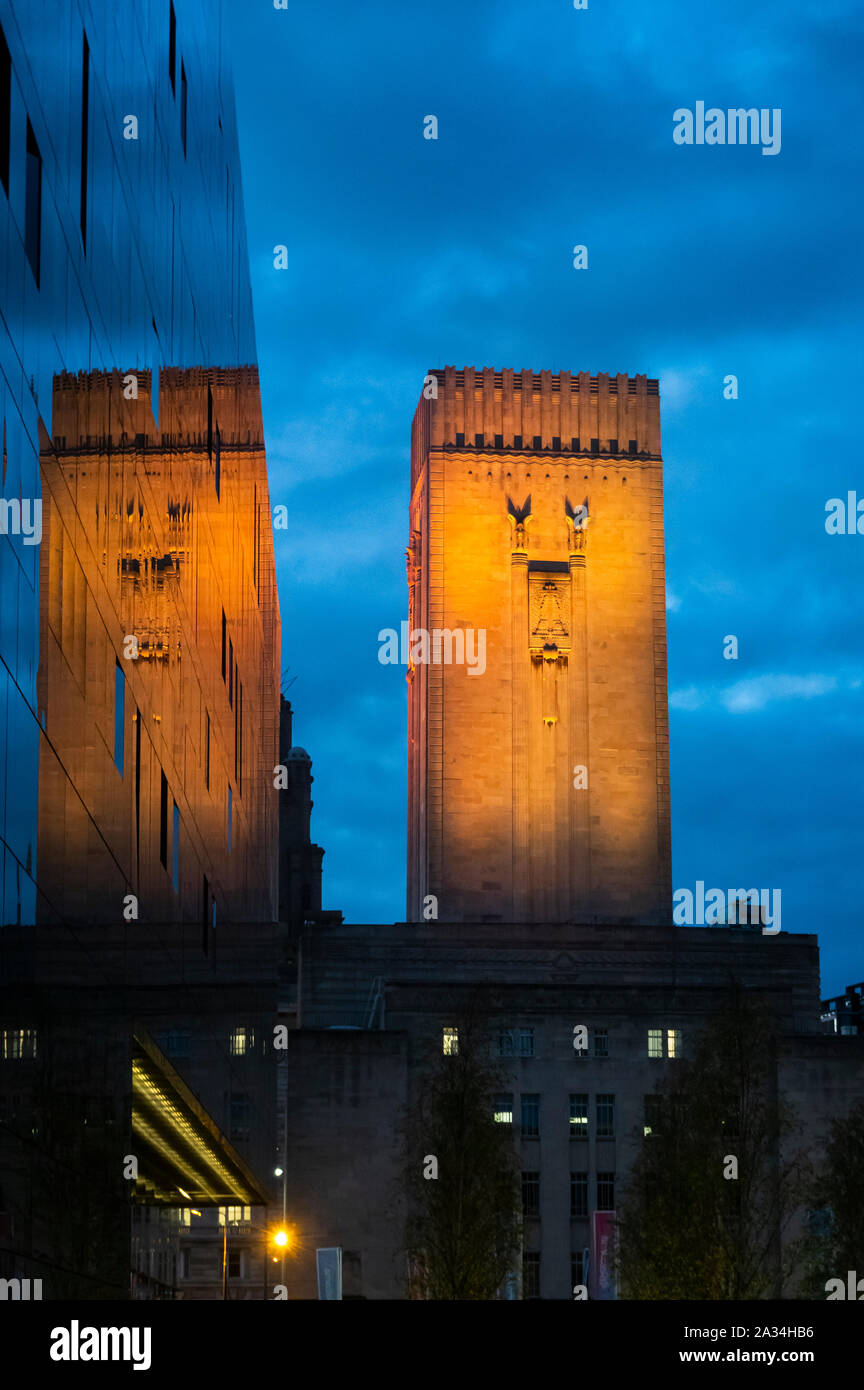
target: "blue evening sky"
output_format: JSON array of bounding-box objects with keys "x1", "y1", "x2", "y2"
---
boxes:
[{"x1": 228, "y1": 0, "x2": 863, "y2": 996}]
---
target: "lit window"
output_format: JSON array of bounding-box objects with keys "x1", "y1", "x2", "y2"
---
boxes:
[
  {"x1": 1, "y1": 1028, "x2": 37, "y2": 1059},
  {"x1": 442, "y1": 1027, "x2": 458, "y2": 1055},
  {"x1": 219, "y1": 1205, "x2": 251, "y2": 1226},
  {"x1": 596, "y1": 1093, "x2": 615, "y2": 1138},
  {"x1": 569, "y1": 1093, "x2": 588, "y2": 1140},
  {"x1": 493, "y1": 1092, "x2": 513, "y2": 1124},
  {"x1": 230, "y1": 1027, "x2": 254, "y2": 1056},
  {"x1": 649, "y1": 1027, "x2": 681, "y2": 1058},
  {"x1": 648, "y1": 1029, "x2": 663, "y2": 1059},
  {"x1": 667, "y1": 1028, "x2": 681, "y2": 1058}
]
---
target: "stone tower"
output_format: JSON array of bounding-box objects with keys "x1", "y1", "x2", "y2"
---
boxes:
[{"x1": 406, "y1": 366, "x2": 671, "y2": 926}]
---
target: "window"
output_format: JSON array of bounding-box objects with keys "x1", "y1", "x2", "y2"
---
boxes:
[
  {"x1": 227, "y1": 1093, "x2": 250, "y2": 1139},
  {"x1": 570, "y1": 1171, "x2": 588, "y2": 1218},
  {"x1": 219, "y1": 1205, "x2": 251, "y2": 1226},
  {"x1": 442, "y1": 1027, "x2": 458, "y2": 1055},
  {"x1": 522, "y1": 1252, "x2": 540, "y2": 1299},
  {"x1": 169, "y1": 1, "x2": 176, "y2": 93},
  {"x1": 569, "y1": 1093, "x2": 588, "y2": 1140},
  {"x1": 159, "y1": 771, "x2": 168, "y2": 867},
  {"x1": 25, "y1": 119, "x2": 42, "y2": 286},
  {"x1": 609, "y1": 438, "x2": 618, "y2": 453},
  {"x1": 596, "y1": 1094, "x2": 615, "y2": 1138},
  {"x1": 494, "y1": 434, "x2": 503, "y2": 448},
  {"x1": 597, "y1": 1172, "x2": 615, "y2": 1211},
  {"x1": 513, "y1": 435, "x2": 522, "y2": 449},
  {"x1": 0, "y1": 24, "x2": 10, "y2": 195},
  {"x1": 532, "y1": 435, "x2": 542, "y2": 449},
  {"x1": 521, "y1": 1172, "x2": 540, "y2": 1218},
  {"x1": 80, "y1": 32, "x2": 89, "y2": 247},
  {"x1": 590, "y1": 437, "x2": 599, "y2": 452},
  {"x1": 571, "y1": 436, "x2": 580, "y2": 451},
  {"x1": 454, "y1": 432, "x2": 465, "y2": 447},
  {"x1": 497, "y1": 1027, "x2": 534, "y2": 1058},
  {"x1": 204, "y1": 711, "x2": 210, "y2": 789},
  {"x1": 114, "y1": 661, "x2": 125, "y2": 774},
  {"x1": 180, "y1": 60, "x2": 187, "y2": 154},
  {"x1": 493, "y1": 1092, "x2": 513, "y2": 1124},
  {"x1": 227, "y1": 784, "x2": 232, "y2": 852},
  {"x1": 230, "y1": 1027, "x2": 254, "y2": 1056},
  {"x1": 629, "y1": 439, "x2": 638, "y2": 453},
  {"x1": 644, "y1": 1094, "x2": 664, "y2": 1137},
  {"x1": 227, "y1": 1248, "x2": 244, "y2": 1280},
  {"x1": 1, "y1": 1028, "x2": 37, "y2": 1060},
  {"x1": 221, "y1": 610, "x2": 226, "y2": 681},
  {"x1": 228, "y1": 639, "x2": 234, "y2": 707},
  {"x1": 153, "y1": 1030, "x2": 189, "y2": 1059},
  {"x1": 172, "y1": 800, "x2": 179, "y2": 892},
  {"x1": 648, "y1": 1027, "x2": 681, "y2": 1058},
  {"x1": 520, "y1": 1093, "x2": 540, "y2": 1138},
  {"x1": 475, "y1": 432, "x2": 484, "y2": 447},
  {"x1": 552, "y1": 436, "x2": 561, "y2": 450},
  {"x1": 571, "y1": 1250, "x2": 586, "y2": 1288},
  {"x1": 593, "y1": 1027, "x2": 608, "y2": 1058}
]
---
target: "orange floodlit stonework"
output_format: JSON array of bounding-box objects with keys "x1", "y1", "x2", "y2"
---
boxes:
[
  {"x1": 407, "y1": 367, "x2": 671, "y2": 926},
  {"x1": 35, "y1": 366, "x2": 280, "y2": 927}
]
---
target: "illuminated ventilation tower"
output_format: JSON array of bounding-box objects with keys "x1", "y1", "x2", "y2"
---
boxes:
[{"x1": 406, "y1": 367, "x2": 671, "y2": 927}]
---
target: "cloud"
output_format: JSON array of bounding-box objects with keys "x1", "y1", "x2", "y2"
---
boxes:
[{"x1": 670, "y1": 672, "x2": 846, "y2": 714}]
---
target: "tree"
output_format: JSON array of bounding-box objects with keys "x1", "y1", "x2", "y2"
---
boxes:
[
  {"x1": 798, "y1": 1099, "x2": 864, "y2": 1297},
  {"x1": 399, "y1": 1001, "x2": 521, "y2": 1299},
  {"x1": 616, "y1": 988, "x2": 810, "y2": 1299}
]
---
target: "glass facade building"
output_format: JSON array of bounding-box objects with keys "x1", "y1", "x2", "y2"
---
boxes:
[{"x1": 0, "y1": 0, "x2": 281, "y2": 1298}]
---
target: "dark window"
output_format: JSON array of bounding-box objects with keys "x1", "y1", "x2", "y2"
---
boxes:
[
  {"x1": 227, "y1": 1248, "x2": 242, "y2": 1279},
  {"x1": 571, "y1": 1250, "x2": 586, "y2": 1289},
  {"x1": 180, "y1": 60, "x2": 187, "y2": 154},
  {"x1": 159, "y1": 771, "x2": 168, "y2": 867},
  {"x1": 570, "y1": 1172, "x2": 588, "y2": 1218},
  {"x1": 80, "y1": 33, "x2": 89, "y2": 247},
  {"x1": 25, "y1": 119, "x2": 42, "y2": 286},
  {"x1": 513, "y1": 435, "x2": 522, "y2": 449},
  {"x1": 474, "y1": 432, "x2": 484, "y2": 447},
  {"x1": 597, "y1": 1172, "x2": 615, "y2": 1210},
  {"x1": 629, "y1": 439, "x2": 638, "y2": 453},
  {"x1": 228, "y1": 641, "x2": 234, "y2": 707},
  {"x1": 590, "y1": 437, "x2": 599, "y2": 453},
  {"x1": 569, "y1": 1093, "x2": 588, "y2": 1140},
  {"x1": 169, "y1": 1, "x2": 176, "y2": 93},
  {"x1": 520, "y1": 1093, "x2": 540, "y2": 1138},
  {"x1": 521, "y1": 1171, "x2": 540, "y2": 1218},
  {"x1": 571, "y1": 436, "x2": 580, "y2": 450},
  {"x1": 228, "y1": 1091, "x2": 250, "y2": 1138},
  {"x1": 593, "y1": 1027, "x2": 608, "y2": 1058},
  {"x1": 494, "y1": 433, "x2": 503, "y2": 449},
  {"x1": 454, "y1": 432, "x2": 465, "y2": 447},
  {"x1": 644, "y1": 1094, "x2": 664, "y2": 1136},
  {"x1": 221, "y1": 610, "x2": 226, "y2": 681},
  {"x1": 113, "y1": 661, "x2": 125, "y2": 774},
  {"x1": 532, "y1": 435, "x2": 542, "y2": 449},
  {"x1": 0, "y1": 24, "x2": 10, "y2": 195},
  {"x1": 596, "y1": 1093, "x2": 615, "y2": 1138},
  {"x1": 207, "y1": 385, "x2": 213, "y2": 460},
  {"x1": 172, "y1": 801, "x2": 180, "y2": 892},
  {"x1": 522, "y1": 1252, "x2": 540, "y2": 1299},
  {"x1": 552, "y1": 436, "x2": 561, "y2": 450},
  {"x1": 609, "y1": 438, "x2": 618, "y2": 452}
]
